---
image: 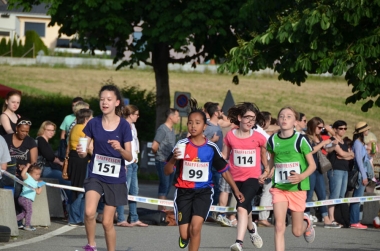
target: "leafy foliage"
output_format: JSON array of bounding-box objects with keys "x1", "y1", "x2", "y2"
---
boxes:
[
  {"x1": 218, "y1": 0, "x2": 380, "y2": 111},
  {"x1": 8, "y1": 0, "x2": 250, "y2": 127}
]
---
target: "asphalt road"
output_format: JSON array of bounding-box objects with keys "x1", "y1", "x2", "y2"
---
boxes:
[{"x1": 1, "y1": 182, "x2": 379, "y2": 251}]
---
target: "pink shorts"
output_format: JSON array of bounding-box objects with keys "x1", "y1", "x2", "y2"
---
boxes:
[{"x1": 270, "y1": 188, "x2": 306, "y2": 212}]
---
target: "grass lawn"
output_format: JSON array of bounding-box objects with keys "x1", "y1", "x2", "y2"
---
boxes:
[{"x1": 1, "y1": 64, "x2": 379, "y2": 138}]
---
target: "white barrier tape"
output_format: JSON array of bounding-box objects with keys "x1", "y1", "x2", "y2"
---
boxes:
[
  {"x1": 42, "y1": 181, "x2": 380, "y2": 212},
  {"x1": 0, "y1": 170, "x2": 35, "y2": 190}
]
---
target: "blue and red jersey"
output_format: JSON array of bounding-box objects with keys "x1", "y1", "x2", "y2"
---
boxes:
[{"x1": 168, "y1": 137, "x2": 228, "y2": 189}]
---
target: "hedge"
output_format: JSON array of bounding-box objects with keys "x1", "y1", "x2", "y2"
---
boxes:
[{"x1": 1, "y1": 85, "x2": 156, "y2": 149}]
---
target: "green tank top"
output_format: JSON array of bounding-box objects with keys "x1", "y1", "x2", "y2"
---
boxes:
[{"x1": 267, "y1": 131, "x2": 313, "y2": 191}]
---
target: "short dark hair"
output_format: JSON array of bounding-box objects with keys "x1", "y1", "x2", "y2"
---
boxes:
[
  {"x1": 72, "y1": 97, "x2": 84, "y2": 103},
  {"x1": 206, "y1": 102, "x2": 219, "y2": 118},
  {"x1": 332, "y1": 120, "x2": 347, "y2": 129},
  {"x1": 298, "y1": 112, "x2": 305, "y2": 121},
  {"x1": 76, "y1": 109, "x2": 93, "y2": 124},
  {"x1": 165, "y1": 108, "x2": 179, "y2": 119},
  {"x1": 203, "y1": 102, "x2": 213, "y2": 110}
]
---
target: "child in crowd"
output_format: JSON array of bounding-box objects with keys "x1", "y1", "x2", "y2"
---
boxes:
[
  {"x1": 265, "y1": 107, "x2": 316, "y2": 251},
  {"x1": 164, "y1": 99, "x2": 244, "y2": 251},
  {"x1": 16, "y1": 163, "x2": 42, "y2": 231}
]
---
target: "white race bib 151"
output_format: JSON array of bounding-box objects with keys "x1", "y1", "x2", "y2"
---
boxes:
[
  {"x1": 233, "y1": 149, "x2": 256, "y2": 167},
  {"x1": 182, "y1": 161, "x2": 209, "y2": 182},
  {"x1": 274, "y1": 162, "x2": 301, "y2": 183},
  {"x1": 93, "y1": 154, "x2": 122, "y2": 178}
]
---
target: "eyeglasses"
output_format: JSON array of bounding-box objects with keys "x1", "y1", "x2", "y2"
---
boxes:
[
  {"x1": 133, "y1": 113, "x2": 140, "y2": 117},
  {"x1": 242, "y1": 115, "x2": 256, "y2": 122},
  {"x1": 338, "y1": 127, "x2": 347, "y2": 131},
  {"x1": 317, "y1": 126, "x2": 324, "y2": 130},
  {"x1": 17, "y1": 120, "x2": 32, "y2": 126}
]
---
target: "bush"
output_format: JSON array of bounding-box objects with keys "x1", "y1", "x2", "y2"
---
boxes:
[
  {"x1": 1, "y1": 85, "x2": 156, "y2": 149},
  {"x1": 24, "y1": 30, "x2": 48, "y2": 56},
  {"x1": 0, "y1": 38, "x2": 8, "y2": 56}
]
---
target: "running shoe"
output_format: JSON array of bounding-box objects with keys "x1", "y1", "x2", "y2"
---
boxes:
[
  {"x1": 303, "y1": 213, "x2": 315, "y2": 243},
  {"x1": 350, "y1": 223, "x2": 367, "y2": 229},
  {"x1": 69, "y1": 222, "x2": 85, "y2": 227},
  {"x1": 249, "y1": 222, "x2": 263, "y2": 248},
  {"x1": 83, "y1": 244, "x2": 97, "y2": 251},
  {"x1": 230, "y1": 242, "x2": 243, "y2": 251},
  {"x1": 23, "y1": 226, "x2": 36, "y2": 231},
  {"x1": 324, "y1": 222, "x2": 341, "y2": 229},
  {"x1": 179, "y1": 236, "x2": 189, "y2": 249},
  {"x1": 217, "y1": 214, "x2": 232, "y2": 227}
]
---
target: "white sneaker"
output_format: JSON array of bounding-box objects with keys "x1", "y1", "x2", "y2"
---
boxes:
[
  {"x1": 230, "y1": 242, "x2": 243, "y2": 251},
  {"x1": 217, "y1": 214, "x2": 231, "y2": 227},
  {"x1": 249, "y1": 222, "x2": 263, "y2": 248}
]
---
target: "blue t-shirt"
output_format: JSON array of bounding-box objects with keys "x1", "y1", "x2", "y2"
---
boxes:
[
  {"x1": 83, "y1": 115, "x2": 132, "y2": 184},
  {"x1": 20, "y1": 173, "x2": 38, "y2": 201}
]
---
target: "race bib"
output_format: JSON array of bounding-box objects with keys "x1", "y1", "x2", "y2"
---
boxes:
[
  {"x1": 93, "y1": 154, "x2": 122, "y2": 178},
  {"x1": 182, "y1": 161, "x2": 209, "y2": 182},
  {"x1": 274, "y1": 162, "x2": 301, "y2": 184},
  {"x1": 233, "y1": 149, "x2": 256, "y2": 167}
]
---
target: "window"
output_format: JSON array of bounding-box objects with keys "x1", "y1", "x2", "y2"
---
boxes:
[
  {"x1": 0, "y1": 31, "x2": 10, "y2": 36},
  {"x1": 25, "y1": 22, "x2": 45, "y2": 37}
]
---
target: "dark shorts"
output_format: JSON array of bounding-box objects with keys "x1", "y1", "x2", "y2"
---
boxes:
[
  {"x1": 174, "y1": 187, "x2": 213, "y2": 225},
  {"x1": 234, "y1": 178, "x2": 260, "y2": 212},
  {"x1": 83, "y1": 177, "x2": 128, "y2": 207}
]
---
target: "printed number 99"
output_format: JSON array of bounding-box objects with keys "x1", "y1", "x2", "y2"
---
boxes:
[{"x1": 189, "y1": 169, "x2": 203, "y2": 179}]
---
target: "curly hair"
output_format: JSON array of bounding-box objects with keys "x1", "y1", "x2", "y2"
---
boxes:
[{"x1": 228, "y1": 102, "x2": 262, "y2": 126}]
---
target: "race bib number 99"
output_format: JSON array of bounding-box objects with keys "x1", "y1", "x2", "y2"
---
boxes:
[
  {"x1": 274, "y1": 162, "x2": 301, "y2": 184},
  {"x1": 233, "y1": 149, "x2": 256, "y2": 168},
  {"x1": 93, "y1": 154, "x2": 122, "y2": 178},
  {"x1": 182, "y1": 161, "x2": 209, "y2": 182}
]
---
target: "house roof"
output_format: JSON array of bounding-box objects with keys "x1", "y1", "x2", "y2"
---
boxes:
[{"x1": 0, "y1": 3, "x2": 49, "y2": 15}]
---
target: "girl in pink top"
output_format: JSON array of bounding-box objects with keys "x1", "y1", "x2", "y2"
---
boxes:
[{"x1": 223, "y1": 102, "x2": 269, "y2": 251}]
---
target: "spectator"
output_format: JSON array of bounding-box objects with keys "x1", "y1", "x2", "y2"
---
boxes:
[
  {"x1": 16, "y1": 163, "x2": 42, "y2": 231},
  {"x1": 350, "y1": 121, "x2": 372, "y2": 229},
  {"x1": 116, "y1": 105, "x2": 148, "y2": 227},
  {"x1": 0, "y1": 135, "x2": 11, "y2": 188},
  {"x1": 67, "y1": 101, "x2": 90, "y2": 136},
  {"x1": 295, "y1": 112, "x2": 307, "y2": 134},
  {"x1": 304, "y1": 117, "x2": 337, "y2": 227},
  {"x1": 204, "y1": 102, "x2": 223, "y2": 206},
  {"x1": 36, "y1": 121, "x2": 72, "y2": 200},
  {"x1": 67, "y1": 109, "x2": 93, "y2": 226},
  {"x1": 256, "y1": 111, "x2": 274, "y2": 227},
  {"x1": 0, "y1": 91, "x2": 21, "y2": 135},
  {"x1": 3, "y1": 117, "x2": 37, "y2": 219},
  {"x1": 326, "y1": 120, "x2": 354, "y2": 228},
  {"x1": 151, "y1": 108, "x2": 180, "y2": 210},
  {"x1": 57, "y1": 97, "x2": 84, "y2": 160}
]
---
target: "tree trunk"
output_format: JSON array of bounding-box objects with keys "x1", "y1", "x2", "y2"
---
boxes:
[{"x1": 152, "y1": 42, "x2": 170, "y2": 130}]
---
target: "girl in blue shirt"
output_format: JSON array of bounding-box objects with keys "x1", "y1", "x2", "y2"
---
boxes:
[{"x1": 78, "y1": 85, "x2": 133, "y2": 251}]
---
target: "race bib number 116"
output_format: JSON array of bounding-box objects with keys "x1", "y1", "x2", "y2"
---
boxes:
[{"x1": 274, "y1": 162, "x2": 301, "y2": 184}]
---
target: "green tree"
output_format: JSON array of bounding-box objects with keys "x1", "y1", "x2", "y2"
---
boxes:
[
  {"x1": 0, "y1": 38, "x2": 7, "y2": 56},
  {"x1": 10, "y1": 0, "x2": 249, "y2": 128},
  {"x1": 24, "y1": 30, "x2": 49, "y2": 57},
  {"x1": 11, "y1": 35, "x2": 20, "y2": 57},
  {"x1": 218, "y1": 0, "x2": 380, "y2": 111}
]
